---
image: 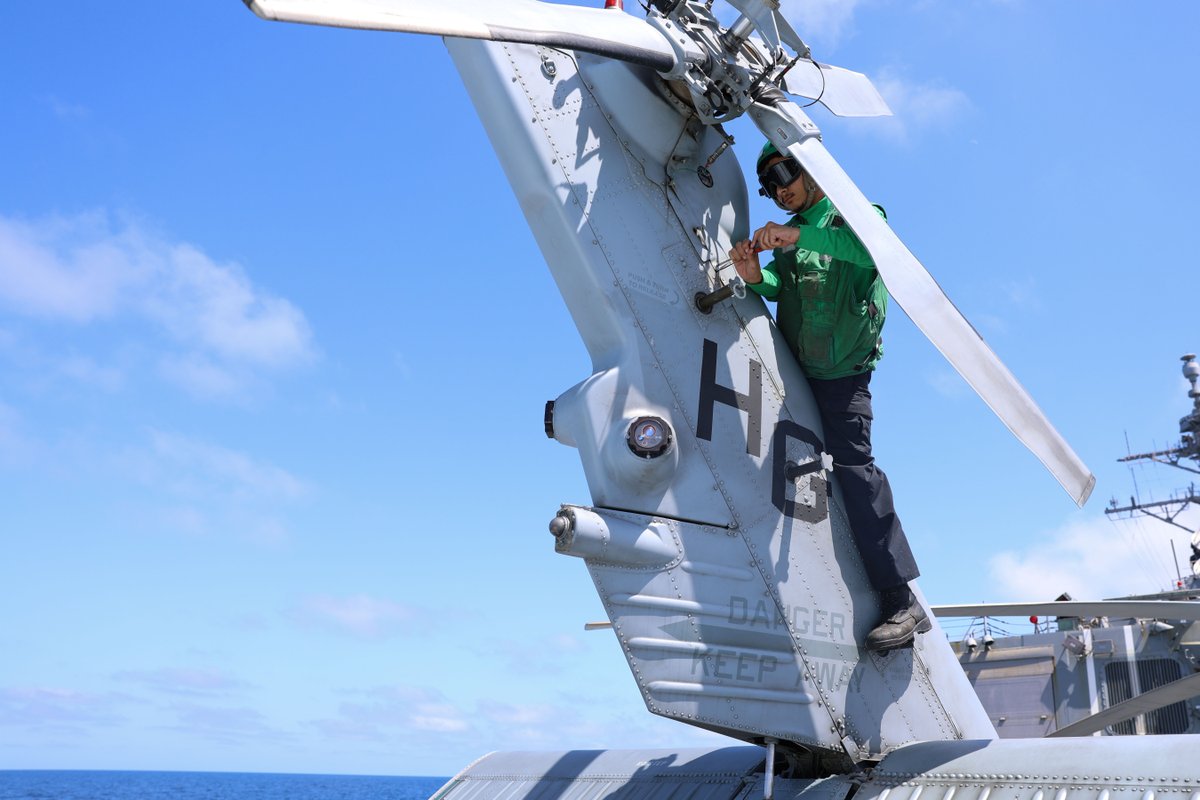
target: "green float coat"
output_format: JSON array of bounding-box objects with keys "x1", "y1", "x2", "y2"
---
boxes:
[{"x1": 748, "y1": 197, "x2": 888, "y2": 380}]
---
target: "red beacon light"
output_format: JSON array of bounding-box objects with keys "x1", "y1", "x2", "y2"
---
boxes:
[
  {"x1": 604, "y1": 0, "x2": 624, "y2": 8},
  {"x1": 1029, "y1": 615, "x2": 1039, "y2": 625}
]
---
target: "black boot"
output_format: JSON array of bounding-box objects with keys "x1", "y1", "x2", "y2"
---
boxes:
[{"x1": 866, "y1": 586, "x2": 932, "y2": 653}]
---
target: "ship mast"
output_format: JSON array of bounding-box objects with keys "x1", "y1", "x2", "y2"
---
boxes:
[{"x1": 1106, "y1": 354, "x2": 1200, "y2": 585}]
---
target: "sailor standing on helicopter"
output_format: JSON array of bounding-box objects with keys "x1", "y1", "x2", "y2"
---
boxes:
[{"x1": 729, "y1": 142, "x2": 930, "y2": 652}]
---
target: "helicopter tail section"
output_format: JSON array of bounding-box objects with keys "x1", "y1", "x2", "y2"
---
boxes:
[
  {"x1": 446, "y1": 36, "x2": 994, "y2": 763},
  {"x1": 551, "y1": 501, "x2": 991, "y2": 762}
]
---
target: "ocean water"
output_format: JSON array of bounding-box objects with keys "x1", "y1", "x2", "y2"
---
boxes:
[{"x1": 0, "y1": 771, "x2": 448, "y2": 800}]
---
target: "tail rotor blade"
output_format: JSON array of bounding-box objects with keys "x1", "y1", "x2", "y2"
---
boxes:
[
  {"x1": 749, "y1": 98, "x2": 1095, "y2": 506},
  {"x1": 784, "y1": 60, "x2": 892, "y2": 118},
  {"x1": 243, "y1": 0, "x2": 678, "y2": 72},
  {"x1": 723, "y1": 0, "x2": 890, "y2": 117},
  {"x1": 932, "y1": 600, "x2": 1200, "y2": 621}
]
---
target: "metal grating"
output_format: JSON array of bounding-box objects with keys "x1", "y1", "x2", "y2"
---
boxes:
[
  {"x1": 1137, "y1": 658, "x2": 1190, "y2": 734},
  {"x1": 1103, "y1": 657, "x2": 1189, "y2": 735}
]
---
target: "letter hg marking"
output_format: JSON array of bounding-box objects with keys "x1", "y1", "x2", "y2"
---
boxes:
[
  {"x1": 697, "y1": 338, "x2": 763, "y2": 457},
  {"x1": 772, "y1": 420, "x2": 828, "y2": 523}
]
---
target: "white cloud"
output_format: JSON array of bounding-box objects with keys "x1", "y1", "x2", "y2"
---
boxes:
[
  {"x1": 247, "y1": 517, "x2": 289, "y2": 546},
  {"x1": 0, "y1": 213, "x2": 147, "y2": 322},
  {"x1": 310, "y1": 682, "x2": 732, "y2": 756},
  {"x1": 0, "y1": 212, "x2": 315, "y2": 397},
  {"x1": 146, "y1": 430, "x2": 307, "y2": 501},
  {"x1": 863, "y1": 68, "x2": 971, "y2": 143},
  {"x1": 971, "y1": 312, "x2": 1010, "y2": 337},
  {"x1": 166, "y1": 702, "x2": 288, "y2": 742},
  {"x1": 317, "y1": 688, "x2": 559, "y2": 744},
  {"x1": 113, "y1": 430, "x2": 307, "y2": 542},
  {"x1": 315, "y1": 686, "x2": 471, "y2": 739},
  {"x1": 779, "y1": 0, "x2": 864, "y2": 47},
  {"x1": 476, "y1": 700, "x2": 553, "y2": 726},
  {"x1": 58, "y1": 354, "x2": 124, "y2": 391},
  {"x1": 0, "y1": 401, "x2": 19, "y2": 442},
  {"x1": 151, "y1": 505, "x2": 209, "y2": 537},
  {"x1": 410, "y1": 713, "x2": 471, "y2": 733},
  {"x1": 0, "y1": 687, "x2": 127, "y2": 728},
  {"x1": 114, "y1": 667, "x2": 251, "y2": 697},
  {"x1": 143, "y1": 242, "x2": 312, "y2": 368},
  {"x1": 987, "y1": 515, "x2": 1189, "y2": 602},
  {"x1": 157, "y1": 355, "x2": 245, "y2": 400},
  {"x1": 925, "y1": 367, "x2": 972, "y2": 400},
  {"x1": 294, "y1": 594, "x2": 417, "y2": 638},
  {"x1": 1000, "y1": 275, "x2": 1044, "y2": 313},
  {"x1": 0, "y1": 400, "x2": 37, "y2": 466},
  {"x1": 482, "y1": 632, "x2": 589, "y2": 676}
]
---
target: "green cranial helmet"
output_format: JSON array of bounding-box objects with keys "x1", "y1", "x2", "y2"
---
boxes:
[
  {"x1": 756, "y1": 141, "x2": 782, "y2": 174},
  {"x1": 756, "y1": 141, "x2": 808, "y2": 213}
]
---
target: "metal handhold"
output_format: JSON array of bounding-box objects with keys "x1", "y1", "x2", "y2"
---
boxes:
[{"x1": 786, "y1": 452, "x2": 834, "y2": 480}]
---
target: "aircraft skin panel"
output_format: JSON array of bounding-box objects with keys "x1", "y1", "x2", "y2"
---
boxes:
[
  {"x1": 437, "y1": 746, "x2": 773, "y2": 800},
  {"x1": 865, "y1": 736, "x2": 1200, "y2": 798},
  {"x1": 560, "y1": 505, "x2": 833, "y2": 751},
  {"x1": 445, "y1": 37, "x2": 736, "y2": 526},
  {"x1": 558, "y1": 503, "x2": 990, "y2": 755},
  {"x1": 437, "y1": 738, "x2": 1200, "y2": 800},
  {"x1": 446, "y1": 37, "x2": 994, "y2": 760}
]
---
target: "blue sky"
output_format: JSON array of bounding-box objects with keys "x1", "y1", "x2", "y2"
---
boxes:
[{"x1": 3, "y1": 0, "x2": 1199, "y2": 778}]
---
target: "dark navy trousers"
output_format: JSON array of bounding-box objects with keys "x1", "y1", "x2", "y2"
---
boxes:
[{"x1": 807, "y1": 371, "x2": 919, "y2": 590}]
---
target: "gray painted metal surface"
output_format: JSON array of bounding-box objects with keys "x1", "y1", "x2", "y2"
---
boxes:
[
  {"x1": 865, "y1": 737, "x2": 1200, "y2": 800},
  {"x1": 436, "y1": 747, "x2": 864, "y2": 800},
  {"x1": 434, "y1": 739, "x2": 1200, "y2": 800},
  {"x1": 445, "y1": 36, "x2": 994, "y2": 761},
  {"x1": 436, "y1": 747, "x2": 768, "y2": 800}
]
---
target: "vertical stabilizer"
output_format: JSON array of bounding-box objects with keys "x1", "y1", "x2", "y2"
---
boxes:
[{"x1": 448, "y1": 37, "x2": 995, "y2": 762}]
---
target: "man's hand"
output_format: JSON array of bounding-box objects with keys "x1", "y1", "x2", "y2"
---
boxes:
[
  {"x1": 729, "y1": 240, "x2": 762, "y2": 285},
  {"x1": 752, "y1": 221, "x2": 800, "y2": 252}
]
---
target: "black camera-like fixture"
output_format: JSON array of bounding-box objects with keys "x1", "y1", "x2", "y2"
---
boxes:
[{"x1": 626, "y1": 416, "x2": 672, "y2": 459}]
